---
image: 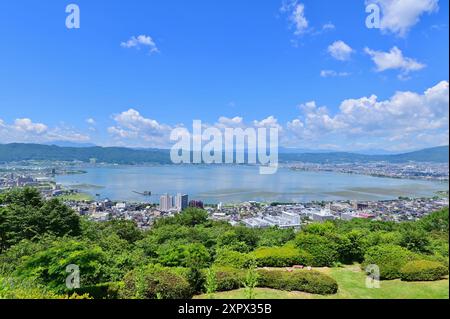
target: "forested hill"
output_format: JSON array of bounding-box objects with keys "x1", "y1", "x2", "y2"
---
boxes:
[
  {"x1": 0, "y1": 143, "x2": 171, "y2": 164},
  {"x1": 279, "y1": 146, "x2": 449, "y2": 164},
  {"x1": 0, "y1": 143, "x2": 448, "y2": 164}
]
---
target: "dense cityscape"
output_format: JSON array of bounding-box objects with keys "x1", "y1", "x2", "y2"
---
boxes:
[
  {"x1": 1, "y1": 162, "x2": 448, "y2": 230},
  {"x1": 285, "y1": 161, "x2": 449, "y2": 181}
]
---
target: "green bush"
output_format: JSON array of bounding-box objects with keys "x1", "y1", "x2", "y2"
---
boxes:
[
  {"x1": 400, "y1": 260, "x2": 448, "y2": 281},
  {"x1": 257, "y1": 269, "x2": 338, "y2": 295},
  {"x1": 0, "y1": 276, "x2": 63, "y2": 299},
  {"x1": 14, "y1": 239, "x2": 108, "y2": 293},
  {"x1": 214, "y1": 249, "x2": 253, "y2": 268},
  {"x1": 362, "y1": 244, "x2": 417, "y2": 280},
  {"x1": 120, "y1": 266, "x2": 193, "y2": 299},
  {"x1": 71, "y1": 282, "x2": 123, "y2": 299},
  {"x1": 251, "y1": 246, "x2": 311, "y2": 267},
  {"x1": 294, "y1": 234, "x2": 339, "y2": 267},
  {"x1": 212, "y1": 267, "x2": 246, "y2": 292}
]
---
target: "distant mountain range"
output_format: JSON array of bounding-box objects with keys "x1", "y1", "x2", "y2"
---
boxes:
[
  {"x1": 279, "y1": 146, "x2": 449, "y2": 164},
  {"x1": 0, "y1": 143, "x2": 448, "y2": 164},
  {"x1": 0, "y1": 143, "x2": 171, "y2": 164}
]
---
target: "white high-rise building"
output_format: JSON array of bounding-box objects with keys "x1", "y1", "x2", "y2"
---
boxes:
[
  {"x1": 175, "y1": 193, "x2": 188, "y2": 211},
  {"x1": 159, "y1": 194, "x2": 173, "y2": 212}
]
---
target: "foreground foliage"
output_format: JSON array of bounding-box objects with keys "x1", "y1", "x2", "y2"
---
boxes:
[{"x1": 0, "y1": 188, "x2": 448, "y2": 299}]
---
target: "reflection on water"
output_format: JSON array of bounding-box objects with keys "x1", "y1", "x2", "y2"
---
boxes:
[{"x1": 56, "y1": 165, "x2": 449, "y2": 204}]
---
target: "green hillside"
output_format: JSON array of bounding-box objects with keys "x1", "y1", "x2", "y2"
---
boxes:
[{"x1": 0, "y1": 143, "x2": 448, "y2": 164}]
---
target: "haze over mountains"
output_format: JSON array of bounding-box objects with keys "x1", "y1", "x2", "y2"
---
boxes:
[{"x1": 0, "y1": 143, "x2": 448, "y2": 164}]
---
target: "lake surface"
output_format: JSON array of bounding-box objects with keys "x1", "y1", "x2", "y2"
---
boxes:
[{"x1": 56, "y1": 165, "x2": 449, "y2": 204}]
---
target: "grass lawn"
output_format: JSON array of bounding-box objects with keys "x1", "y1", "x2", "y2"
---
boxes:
[
  {"x1": 57, "y1": 193, "x2": 93, "y2": 202},
  {"x1": 195, "y1": 265, "x2": 449, "y2": 299}
]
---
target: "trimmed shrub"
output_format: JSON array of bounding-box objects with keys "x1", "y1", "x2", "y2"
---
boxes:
[
  {"x1": 257, "y1": 269, "x2": 338, "y2": 295},
  {"x1": 294, "y1": 234, "x2": 339, "y2": 267},
  {"x1": 214, "y1": 249, "x2": 253, "y2": 269},
  {"x1": 120, "y1": 266, "x2": 193, "y2": 299},
  {"x1": 400, "y1": 260, "x2": 448, "y2": 281},
  {"x1": 251, "y1": 246, "x2": 312, "y2": 267},
  {"x1": 213, "y1": 267, "x2": 246, "y2": 292},
  {"x1": 72, "y1": 282, "x2": 122, "y2": 299},
  {"x1": 206, "y1": 267, "x2": 338, "y2": 295},
  {"x1": 362, "y1": 244, "x2": 417, "y2": 280}
]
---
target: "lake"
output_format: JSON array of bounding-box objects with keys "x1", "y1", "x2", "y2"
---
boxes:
[{"x1": 56, "y1": 165, "x2": 448, "y2": 204}]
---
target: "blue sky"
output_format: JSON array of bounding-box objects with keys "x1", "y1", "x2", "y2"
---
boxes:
[{"x1": 0, "y1": 0, "x2": 448, "y2": 151}]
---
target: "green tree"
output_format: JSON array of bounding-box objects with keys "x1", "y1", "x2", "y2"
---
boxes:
[
  {"x1": 14, "y1": 239, "x2": 107, "y2": 293},
  {"x1": 258, "y1": 227, "x2": 295, "y2": 247},
  {"x1": 243, "y1": 261, "x2": 259, "y2": 299},
  {"x1": 0, "y1": 188, "x2": 81, "y2": 252},
  {"x1": 419, "y1": 208, "x2": 449, "y2": 234},
  {"x1": 399, "y1": 225, "x2": 431, "y2": 254},
  {"x1": 294, "y1": 233, "x2": 339, "y2": 267},
  {"x1": 176, "y1": 208, "x2": 209, "y2": 226},
  {"x1": 204, "y1": 268, "x2": 218, "y2": 299}
]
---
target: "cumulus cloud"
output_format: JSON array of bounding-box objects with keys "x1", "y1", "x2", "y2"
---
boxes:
[
  {"x1": 108, "y1": 109, "x2": 173, "y2": 147},
  {"x1": 13, "y1": 118, "x2": 48, "y2": 134},
  {"x1": 120, "y1": 35, "x2": 159, "y2": 53},
  {"x1": 0, "y1": 118, "x2": 90, "y2": 144},
  {"x1": 107, "y1": 111, "x2": 284, "y2": 149},
  {"x1": 327, "y1": 41, "x2": 354, "y2": 61},
  {"x1": 253, "y1": 116, "x2": 283, "y2": 131},
  {"x1": 215, "y1": 116, "x2": 245, "y2": 129},
  {"x1": 367, "y1": 0, "x2": 439, "y2": 37},
  {"x1": 286, "y1": 81, "x2": 449, "y2": 151},
  {"x1": 365, "y1": 46, "x2": 426, "y2": 78}
]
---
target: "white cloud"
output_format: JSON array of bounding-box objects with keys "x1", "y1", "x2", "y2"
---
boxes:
[
  {"x1": 367, "y1": 0, "x2": 439, "y2": 37},
  {"x1": 253, "y1": 116, "x2": 283, "y2": 130},
  {"x1": 120, "y1": 35, "x2": 159, "y2": 53},
  {"x1": 291, "y1": 3, "x2": 308, "y2": 35},
  {"x1": 327, "y1": 41, "x2": 353, "y2": 61},
  {"x1": 320, "y1": 70, "x2": 350, "y2": 78},
  {"x1": 281, "y1": 1, "x2": 309, "y2": 35},
  {"x1": 13, "y1": 118, "x2": 48, "y2": 134},
  {"x1": 86, "y1": 118, "x2": 96, "y2": 125},
  {"x1": 286, "y1": 81, "x2": 449, "y2": 151},
  {"x1": 215, "y1": 116, "x2": 245, "y2": 129},
  {"x1": 281, "y1": 2, "x2": 336, "y2": 38},
  {"x1": 107, "y1": 112, "x2": 283, "y2": 148},
  {"x1": 108, "y1": 109, "x2": 173, "y2": 147},
  {"x1": 0, "y1": 118, "x2": 90, "y2": 144},
  {"x1": 365, "y1": 46, "x2": 426, "y2": 77}
]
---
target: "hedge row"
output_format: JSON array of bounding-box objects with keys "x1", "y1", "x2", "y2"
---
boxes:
[
  {"x1": 400, "y1": 260, "x2": 448, "y2": 281},
  {"x1": 213, "y1": 267, "x2": 246, "y2": 292},
  {"x1": 212, "y1": 267, "x2": 338, "y2": 295},
  {"x1": 120, "y1": 266, "x2": 193, "y2": 299},
  {"x1": 257, "y1": 269, "x2": 338, "y2": 295}
]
